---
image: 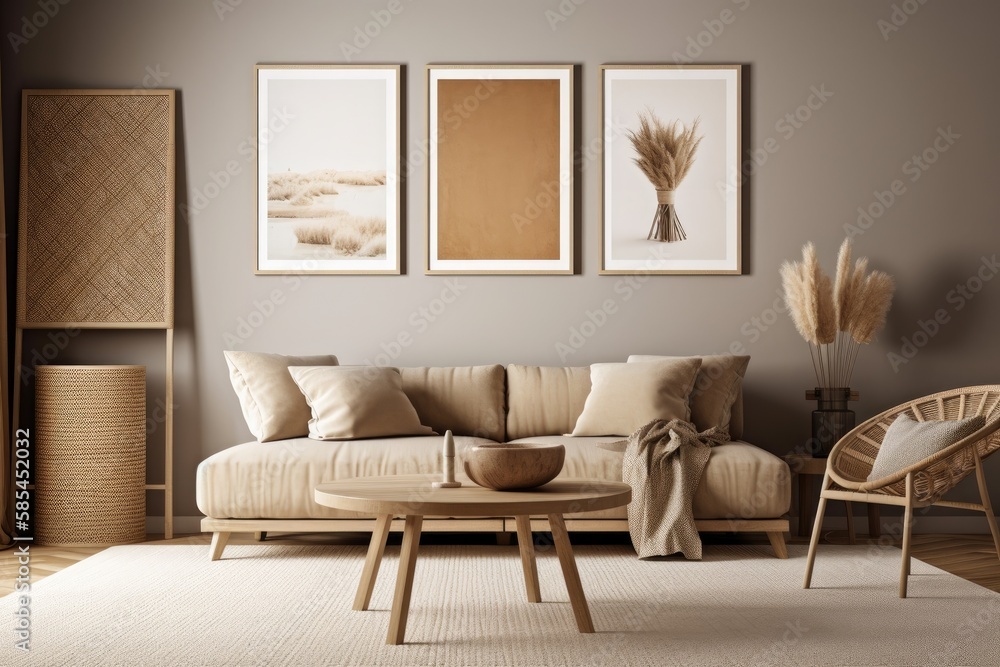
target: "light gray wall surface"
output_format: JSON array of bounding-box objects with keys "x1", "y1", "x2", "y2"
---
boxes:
[{"x1": 3, "y1": 0, "x2": 999, "y2": 520}]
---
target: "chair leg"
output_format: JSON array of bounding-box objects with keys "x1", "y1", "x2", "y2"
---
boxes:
[
  {"x1": 900, "y1": 473, "x2": 914, "y2": 598},
  {"x1": 845, "y1": 501, "x2": 856, "y2": 545},
  {"x1": 974, "y1": 451, "x2": 1000, "y2": 561},
  {"x1": 254, "y1": 531, "x2": 267, "y2": 542},
  {"x1": 803, "y1": 473, "x2": 832, "y2": 589}
]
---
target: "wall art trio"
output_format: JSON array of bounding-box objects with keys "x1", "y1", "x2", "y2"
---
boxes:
[{"x1": 255, "y1": 64, "x2": 741, "y2": 276}]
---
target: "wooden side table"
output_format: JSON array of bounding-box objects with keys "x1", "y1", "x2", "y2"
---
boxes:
[{"x1": 785, "y1": 454, "x2": 880, "y2": 541}]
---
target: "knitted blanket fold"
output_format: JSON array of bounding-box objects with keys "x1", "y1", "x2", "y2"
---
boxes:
[{"x1": 600, "y1": 419, "x2": 729, "y2": 560}]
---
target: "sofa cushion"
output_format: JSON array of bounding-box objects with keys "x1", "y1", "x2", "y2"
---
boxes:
[
  {"x1": 223, "y1": 351, "x2": 339, "y2": 442},
  {"x1": 288, "y1": 366, "x2": 435, "y2": 440},
  {"x1": 196, "y1": 435, "x2": 500, "y2": 519},
  {"x1": 571, "y1": 359, "x2": 701, "y2": 437},
  {"x1": 399, "y1": 365, "x2": 506, "y2": 442},
  {"x1": 506, "y1": 364, "x2": 591, "y2": 441},
  {"x1": 507, "y1": 436, "x2": 791, "y2": 520},
  {"x1": 628, "y1": 355, "x2": 750, "y2": 434}
]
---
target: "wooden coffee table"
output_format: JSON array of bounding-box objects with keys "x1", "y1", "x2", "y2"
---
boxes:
[{"x1": 315, "y1": 474, "x2": 632, "y2": 645}]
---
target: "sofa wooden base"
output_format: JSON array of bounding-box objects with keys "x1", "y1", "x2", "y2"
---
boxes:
[{"x1": 201, "y1": 516, "x2": 789, "y2": 561}]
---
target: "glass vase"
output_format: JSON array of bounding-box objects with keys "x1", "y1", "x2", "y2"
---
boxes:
[{"x1": 811, "y1": 387, "x2": 856, "y2": 457}]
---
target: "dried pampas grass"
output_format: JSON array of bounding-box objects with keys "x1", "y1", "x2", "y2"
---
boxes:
[
  {"x1": 628, "y1": 111, "x2": 703, "y2": 243},
  {"x1": 850, "y1": 271, "x2": 895, "y2": 344},
  {"x1": 627, "y1": 112, "x2": 702, "y2": 191},
  {"x1": 833, "y1": 238, "x2": 853, "y2": 331},
  {"x1": 781, "y1": 261, "x2": 814, "y2": 344},
  {"x1": 781, "y1": 238, "x2": 894, "y2": 389}
]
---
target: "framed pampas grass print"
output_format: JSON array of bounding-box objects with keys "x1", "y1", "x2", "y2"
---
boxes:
[
  {"x1": 255, "y1": 65, "x2": 400, "y2": 274},
  {"x1": 426, "y1": 65, "x2": 574, "y2": 275},
  {"x1": 601, "y1": 65, "x2": 741, "y2": 275}
]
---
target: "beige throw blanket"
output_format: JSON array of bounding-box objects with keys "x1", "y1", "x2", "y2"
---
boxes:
[{"x1": 600, "y1": 419, "x2": 729, "y2": 560}]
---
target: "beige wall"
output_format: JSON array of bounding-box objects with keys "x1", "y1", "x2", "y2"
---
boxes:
[{"x1": 3, "y1": 0, "x2": 999, "y2": 522}]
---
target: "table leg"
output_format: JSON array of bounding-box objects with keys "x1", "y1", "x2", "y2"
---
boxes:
[
  {"x1": 548, "y1": 513, "x2": 594, "y2": 633},
  {"x1": 515, "y1": 515, "x2": 541, "y2": 603},
  {"x1": 387, "y1": 515, "x2": 422, "y2": 645},
  {"x1": 845, "y1": 501, "x2": 856, "y2": 545},
  {"x1": 868, "y1": 504, "x2": 881, "y2": 538},
  {"x1": 354, "y1": 513, "x2": 393, "y2": 611}
]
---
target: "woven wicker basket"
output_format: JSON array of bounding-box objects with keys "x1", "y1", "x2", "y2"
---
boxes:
[{"x1": 35, "y1": 365, "x2": 146, "y2": 545}]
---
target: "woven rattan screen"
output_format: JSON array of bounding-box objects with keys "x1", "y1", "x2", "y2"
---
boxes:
[{"x1": 17, "y1": 90, "x2": 175, "y2": 328}]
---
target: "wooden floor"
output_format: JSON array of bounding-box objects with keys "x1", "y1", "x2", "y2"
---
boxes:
[{"x1": 2, "y1": 531, "x2": 998, "y2": 597}]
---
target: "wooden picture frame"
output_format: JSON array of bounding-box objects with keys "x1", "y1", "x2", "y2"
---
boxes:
[
  {"x1": 255, "y1": 65, "x2": 401, "y2": 275},
  {"x1": 426, "y1": 65, "x2": 574, "y2": 275},
  {"x1": 600, "y1": 65, "x2": 742, "y2": 275}
]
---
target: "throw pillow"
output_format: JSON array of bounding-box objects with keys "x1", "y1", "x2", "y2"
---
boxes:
[
  {"x1": 628, "y1": 354, "x2": 750, "y2": 433},
  {"x1": 224, "y1": 351, "x2": 339, "y2": 442},
  {"x1": 570, "y1": 359, "x2": 702, "y2": 437},
  {"x1": 867, "y1": 413, "x2": 986, "y2": 481},
  {"x1": 288, "y1": 366, "x2": 435, "y2": 440}
]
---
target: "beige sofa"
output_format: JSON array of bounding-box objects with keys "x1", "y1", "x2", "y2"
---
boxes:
[{"x1": 198, "y1": 364, "x2": 791, "y2": 559}]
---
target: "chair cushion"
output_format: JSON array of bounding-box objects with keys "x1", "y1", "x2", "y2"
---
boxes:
[
  {"x1": 867, "y1": 413, "x2": 986, "y2": 482},
  {"x1": 571, "y1": 359, "x2": 701, "y2": 437},
  {"x1": 223, "y1": 351, "x2": 339, "y2": 442},
  {"x1": 627, "y1": 355, "x2": 750, "y2": 435},
  {"x1": 506, "y1": 435, "x2": 791, "y2": 520},
  {"x1": 399, "y1": 365, "x2": 506, "y2": 441},
  {"x1": 288, "y1": 366, "x2": 434, "y2": 440},
  {"x1": 196, "y1": 435, "x2": 500, "y2": 519}
]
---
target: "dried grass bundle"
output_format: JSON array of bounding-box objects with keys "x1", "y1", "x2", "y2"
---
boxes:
[
  {"x1": 780, "y1": 238, "x2": 894, "y2": 389},
  {"x1": 627, "y1": 112, "x2": 702, "y2": 191},
  {"x1": 627, "y1": 111, "x2": 702, "y2": 243}
]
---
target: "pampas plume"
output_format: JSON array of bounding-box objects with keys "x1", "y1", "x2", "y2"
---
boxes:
[
  {"x1": 833, "y1": 238, "x2": 853, "y2": 331},
  {"x1": 850, "y1": 271, "x2": 895, "y2": 344},
  {"x1": 781, "y1": 260, "x2": 815, "y2": 344}
]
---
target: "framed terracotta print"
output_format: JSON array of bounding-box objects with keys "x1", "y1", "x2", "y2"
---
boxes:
[
  {"x1": 426, "y1": 65, "x2": 574, "y2": 275},
  {"x1": 601, "y1": 65, "x2": 741, "y2": 275},
  {"x1": 255, "y1": 64, "x2": 400, "y2": 274}
]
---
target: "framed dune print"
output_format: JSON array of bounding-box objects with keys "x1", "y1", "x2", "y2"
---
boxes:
[
  {"x1": 255, "y1": 64, "x2": 400, "y2": 274},
  {"x1": 601, "y1": 65, "x2": 741, "y2": 275},
  {"x1": 426, "y1": 65, "x2": 574, "y2": 275}
]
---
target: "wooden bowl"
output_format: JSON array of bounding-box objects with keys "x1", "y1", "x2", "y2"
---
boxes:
[{"x1": 463, "y1": 443, "x2": 565, "y2": 491}]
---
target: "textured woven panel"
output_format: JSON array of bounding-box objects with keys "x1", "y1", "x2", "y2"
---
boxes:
[
  {"x1": 19, "y1": 92, "x2": 173, "y2": 325},
  {"x1": 35, "y1": 366, "x2": 146, "y2": 545}
]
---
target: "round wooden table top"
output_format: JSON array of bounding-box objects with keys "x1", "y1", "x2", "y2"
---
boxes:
[{"x1": 315, "y1": 474, "x2": 632, "y2": 517}]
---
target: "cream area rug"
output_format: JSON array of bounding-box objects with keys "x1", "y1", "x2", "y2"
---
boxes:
[{"x1": 1, "y1": 543, "x2": 998, "y2": 666}]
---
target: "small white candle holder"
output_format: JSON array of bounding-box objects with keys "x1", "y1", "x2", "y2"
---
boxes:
[{"x1": 432, "y1": 429, "x2": 461, "y2": 488}]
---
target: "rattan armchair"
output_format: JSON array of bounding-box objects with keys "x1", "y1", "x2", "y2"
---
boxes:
[{"x1": 803, "y1": 386, "x2": 1000, "y2": 597}]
